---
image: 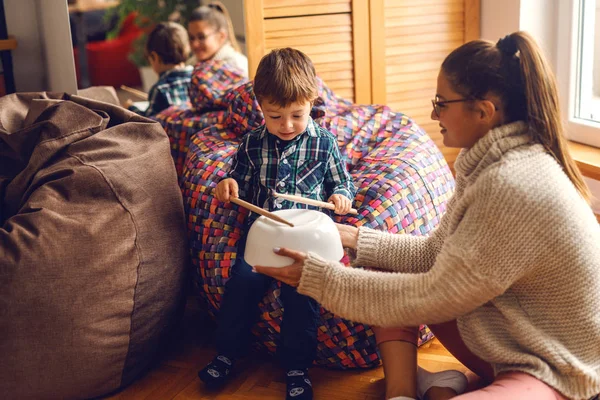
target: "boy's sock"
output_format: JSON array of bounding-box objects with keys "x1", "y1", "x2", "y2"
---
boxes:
[
  {"x1": 285, "y1": 369, "x2": 313, "y2": 400},
  {"x1": 416, "y1": 366, "x2": 467, "y2": 399},
  {"x1": 197, "y1": 354, "x2": 234, "y2": 388}
]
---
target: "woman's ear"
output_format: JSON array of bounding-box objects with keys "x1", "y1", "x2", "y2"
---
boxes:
[{"x1": 478, "y1": 99, "x2": 498, "y2": 123}]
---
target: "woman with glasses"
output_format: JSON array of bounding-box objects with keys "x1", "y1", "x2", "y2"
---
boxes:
[
  {"x1": 254, "y1": 31, "x2": 600, "y2": 400},
  {"x1": 186, "y1": 1, "x2": 248, "y2": 77}
]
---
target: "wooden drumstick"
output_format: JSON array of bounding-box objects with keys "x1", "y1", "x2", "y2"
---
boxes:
[
  {"x1": 272, "y1": 192, "x2": 358, "y2": 215},
  {"x1": 230, "y1": 197, "x2": 294, "y2": 227}
]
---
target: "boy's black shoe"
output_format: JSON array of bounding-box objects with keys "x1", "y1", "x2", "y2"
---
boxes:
[
  {"x1": 197, "y1": 355, "x2": 234, "y2": 388},
  {"x1": 285, "y1": 369, "x2": 313, "y2": 400}
]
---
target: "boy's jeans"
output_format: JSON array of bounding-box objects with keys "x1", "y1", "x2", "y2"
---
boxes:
[{"x1": 215, "y1": 250, "x2": 320, "y2": 370}]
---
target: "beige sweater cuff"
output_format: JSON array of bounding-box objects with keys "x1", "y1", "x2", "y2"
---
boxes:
[
  {"x1": 297, "y1": 252, "x2": 329, "y2": 301},
  {"x1": 352, "y1": 227, "x2": 384, "y2": 267}
]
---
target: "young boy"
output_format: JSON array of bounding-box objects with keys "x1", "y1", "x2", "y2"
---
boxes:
[
  {"x1": 198, "y1": 48, "x2": 356, "y2": 400},
  {"x1": 127, "y1": 22, "x2": 193, "y2": 117}
]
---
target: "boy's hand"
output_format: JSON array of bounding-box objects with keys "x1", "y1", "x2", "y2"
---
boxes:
[
  {"x1": 124, "y1": 99, "x2": 134, "y2": 108},
  {"x1": 328, "y1": 194, "x2": 352, "y2": 215},
  {"x1": 215, "y1": 178, "x2": 239, "y2": 202}
]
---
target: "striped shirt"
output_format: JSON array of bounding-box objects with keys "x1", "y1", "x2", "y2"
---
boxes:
[
  {"x1": 130, "y1": 66, "x2": 193, "y2": 117},
  {"x1": 227, "y1": 117, "x2": 356, "y2": 224}
]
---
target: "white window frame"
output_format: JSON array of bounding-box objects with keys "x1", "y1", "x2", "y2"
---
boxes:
[{"x1": 557, "y1": 0, "x2": 600, "y2": 148}]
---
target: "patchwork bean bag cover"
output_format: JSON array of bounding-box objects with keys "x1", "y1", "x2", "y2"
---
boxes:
[
  {"x1": 156, "y1": 62, "x2": 455, "y2": 369},
  {"x1": 154, "y1": 60, "x2": 249, "y2": 176},
  {"x1": 0, "y1": 93, "x2": 188, "y2": 399}
]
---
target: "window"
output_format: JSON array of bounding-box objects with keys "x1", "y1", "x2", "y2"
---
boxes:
[{"x1": 557, "y1": 0, "x2": 600, "y2": 148}]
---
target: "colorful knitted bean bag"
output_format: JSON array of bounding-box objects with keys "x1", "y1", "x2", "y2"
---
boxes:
[{"x1": 155, "y1": 61, "x2": 455, "y2": 369}]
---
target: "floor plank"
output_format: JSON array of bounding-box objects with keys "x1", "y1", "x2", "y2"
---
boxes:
[{"x1": 104, "y1": 298, "x2": 470, "y2": 400}]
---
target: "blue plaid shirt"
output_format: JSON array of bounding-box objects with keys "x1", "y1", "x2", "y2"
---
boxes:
[
  {"x1": 226, "y1": 117, "x2": 356, "y2": 224},
  {"x1": 129, "y1": 66, "x2": 193, "y2": 117}
]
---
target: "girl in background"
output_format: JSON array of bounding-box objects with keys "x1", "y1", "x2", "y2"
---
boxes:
[{"x1": 186, "y1": 1, "x2": 248, "y2": 77}]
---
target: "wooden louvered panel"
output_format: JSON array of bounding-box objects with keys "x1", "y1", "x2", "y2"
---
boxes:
[
  {"x1": 386, "y1": 31, "x2": 464, "y2": 47},
  {"x1": 385, "y1": 79, "x2": 436, "y2": 93},
  {"x1": 246, "y1": 0, "x2": 370, "y2": 103},
  {"x1": 374, "y1": 0, "x2": 479, "y2": 169},
  {"x1": 384, "y1": 51, "x2": 452, "y2": 66},
  {"x1": 316, "y1": 68, "x2": 353, "y2": 81},
  {"x1": 310, "y1": 60, "x2": 354, "y2": 73},
  {"x1": 265, "y1": 41, "x2": 353, "y2": 57},
  {"x1": 263, "y1": 0, "x2": 350, "y2": 8},
  {"x1": 263, "y1": 0, "x2": 351, "y2": 18},
  {"x1": 385, "y1": 69, "x2": 439, "y2": 88},
  {"x1": 265, "y1": 25, "x2": 352, "y2": 39},
  {"x1": 384, "y1": 12, "x2": 465, "y2": 28},
  {"x1": 385, "y1": 60, "x2": 442, "y2": 77},
  {"x1": 266, "y1": 32, "x2": 353, "y2": 48},
  {"x1": 384, "y1": 2, "x2": 464, "y2": 17},
  {"x1": 264, "y1": 13, "x2": 351, "y2": 32},
  {"x1": 384, "y1": 0, "x2": 464, "y2": 7},
  {"x1": 385, "y1": 22, "x2": 465, "y2": 38},
  {"x1": 263, "y1": 10, "x2": 356, "y2": 102},
  {"x1": 385, "y1": 41, "x2": 464, "y2": 57}
]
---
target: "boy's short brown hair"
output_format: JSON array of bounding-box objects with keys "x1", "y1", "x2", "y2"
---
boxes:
[
  {"x1": 253, "y1": 48, "x2": 318, "y2": 107},
  {"x1": 146, "y1": 22, "x2": 190, "y2": 65}
]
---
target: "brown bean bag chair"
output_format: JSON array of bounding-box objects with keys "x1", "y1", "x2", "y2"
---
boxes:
[{"x1": 0, "y1": 92, "x2": 188, "y2": 399}]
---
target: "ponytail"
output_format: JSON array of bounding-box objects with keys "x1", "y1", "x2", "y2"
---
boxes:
[
  {"x1": 510, "y1": 32, "x2": 590, "y2": 202},
  {"x1": 190, "y1": 1, "x2": 240, "y2": 53},
  {"x1": 442, "y1": 31, "x2": 591, "y2": 202}
]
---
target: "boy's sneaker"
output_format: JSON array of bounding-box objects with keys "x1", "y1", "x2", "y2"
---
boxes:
[
  {"x1": 198, "y1": 354, "x2": 234, "y2": 388},
  {"x1": 286, "y1": 369, "x2": 313, "y2": 400}
]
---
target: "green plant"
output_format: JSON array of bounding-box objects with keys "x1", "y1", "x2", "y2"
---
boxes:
[{"x1": 105, "y1": 0, "x2": 202, "y2": 67}]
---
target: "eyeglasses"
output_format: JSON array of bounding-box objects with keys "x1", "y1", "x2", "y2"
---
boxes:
[
  {"x1": 431, "y1": 96, "x2": 471, "y2": 118},
  {"x1": 431, "y1": 96, "x2": 499, "y2": 118},
  {"x1": 189, "y1": 31, "x2": 218, "y2": 42}
]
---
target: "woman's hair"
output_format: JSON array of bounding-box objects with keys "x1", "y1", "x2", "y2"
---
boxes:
[
  {"x1": 253, "y1": 48, "x2": 318, "y2": 108},
  {"x1": 145, "y1": 22, "x2": 190, "y2": 65},
  {"x1": 189, "y1": 1, "x2": 240, "y2": 52},
  {"x1": 441, "y1": 31, "x2": 590, "y2": 202}
]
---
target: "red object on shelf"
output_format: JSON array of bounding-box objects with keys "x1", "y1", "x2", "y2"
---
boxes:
[{"x1": 76, "y1": 13, "x2": 143, "y2": 87}]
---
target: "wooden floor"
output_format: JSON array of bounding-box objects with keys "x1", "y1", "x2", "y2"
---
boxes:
[{"x1": 105, "y1": 299, "x2": 471, "y2": 400}]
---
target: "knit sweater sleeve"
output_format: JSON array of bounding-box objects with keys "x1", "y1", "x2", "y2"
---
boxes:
[
  {"x1": 352, "y1": 225, "x2": 445, "y2": 273},
  {"x1": 298, "y1": 169, "x2": 536, "y2": 327}
]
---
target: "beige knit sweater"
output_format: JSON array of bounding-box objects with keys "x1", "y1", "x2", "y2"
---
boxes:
[{"x1": 298, "y1": 121, "x2": 600, "y2": 399}]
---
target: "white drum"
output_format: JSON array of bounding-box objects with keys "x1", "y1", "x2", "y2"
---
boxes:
[{"x1": 245, "y1": 209, "x2": 344, "y2": 267}]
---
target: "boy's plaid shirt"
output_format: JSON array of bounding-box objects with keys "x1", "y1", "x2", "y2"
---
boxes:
[
  {"x1": 133, "y1": 66, "x2": 193, "y2": 117},
  {"x1": 226, "y1": 117, "x2": 356, "y2": 223}
]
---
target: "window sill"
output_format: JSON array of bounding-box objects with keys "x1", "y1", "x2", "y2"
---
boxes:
[
  {"x1": 567, "y1": 141, "x2": 600, "y2": 222},
  {"x1": 568, "y1": 141, "x2": 600, "y2": 181}
]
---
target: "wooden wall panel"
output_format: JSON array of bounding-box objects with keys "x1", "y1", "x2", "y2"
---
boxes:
[
  {"x1": 372, "y1": 0, "x2": 480, "y2": 168},
  {"x1": 245, "y1": 0, "x2": 373, "y2": 103}
]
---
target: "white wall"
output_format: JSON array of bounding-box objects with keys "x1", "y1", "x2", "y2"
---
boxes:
[
  {"x1": 37, "y1": 1, "x2": 78, "y2": 93},
  {"x1": 481, "y1": 0, "x2": 521, "y2": 42},
  {"x1": 4, "y1": 0, "x2": 45, "y2": 91},
  {"x1": 481, "y1": 0, "x2": 558, "y2": 71},
  {"x1": 4, "y1": 0, "x2": 77, "y2": 93},
  {"x1": 519, "y1": 0, "x2": 558, "y2": 70},
  {"x1": 594, "y1": 3, "x2": 600, "y2": 96}
]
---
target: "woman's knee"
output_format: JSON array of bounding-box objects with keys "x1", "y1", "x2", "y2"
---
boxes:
[{"x1": 372, "y1": 325, "x2": 419, "y2": 347}]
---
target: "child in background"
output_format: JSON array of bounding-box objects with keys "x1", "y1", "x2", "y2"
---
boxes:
[
  {"x1": 198, "y1": 48, "x2": 356, "y2": 400},
  {"x1": 186, "y1": 1, "x2": 248, "y2": 77},
  {"x1": 127, "y1": 22, "x2": 193, "y2": 117}
]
